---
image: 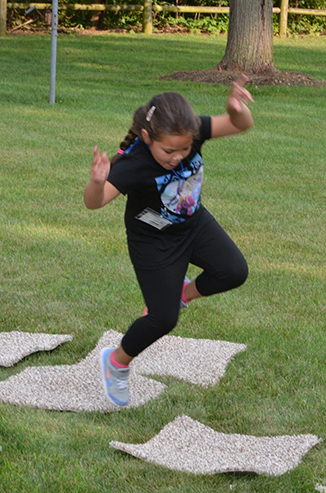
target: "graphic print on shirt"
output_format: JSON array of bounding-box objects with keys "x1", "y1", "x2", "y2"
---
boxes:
[{"x1": 155, "y1": 153, "x2": 203, "y2": 224}]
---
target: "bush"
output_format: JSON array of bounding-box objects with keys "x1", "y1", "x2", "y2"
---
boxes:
[
  {"x1": 275, "y1": 0, "x2": 326, "y2": 35},
  {"x1": 6, "y1": 0, "x2": 326, "y2": 35}
]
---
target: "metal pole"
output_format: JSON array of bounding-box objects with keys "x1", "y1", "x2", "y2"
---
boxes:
[{"x1": 49, "y1": 0, "x2": 58, "y2": 104}]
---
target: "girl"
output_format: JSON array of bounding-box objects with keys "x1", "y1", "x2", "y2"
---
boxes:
[{"x1": 84, "y1": 75, "x2": 254, "y2": 406}]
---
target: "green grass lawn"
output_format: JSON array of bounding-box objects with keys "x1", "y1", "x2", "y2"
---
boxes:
[{"x1": 0, "y1": 32, "x2": 326, "y2": 492}]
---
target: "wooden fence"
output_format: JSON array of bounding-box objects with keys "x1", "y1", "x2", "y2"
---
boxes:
[{"x1": 1, "y1": 0, "x2": 326, "y2": 36}]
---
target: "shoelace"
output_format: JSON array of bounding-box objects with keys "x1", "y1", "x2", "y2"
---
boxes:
[{"x1": 116, "y1": 379, "x2": 128, "y2": 390}]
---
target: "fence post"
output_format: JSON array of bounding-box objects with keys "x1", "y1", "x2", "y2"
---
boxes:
[
  {"x1": 279, "y1": 0, "x2": 289, "y2": 37},
  {"x1": 0, "y1": 0, "x2": 7, "y2": 36},
  {"x1": 143, "y1": 0, "x2": 152, "y2": 34}
]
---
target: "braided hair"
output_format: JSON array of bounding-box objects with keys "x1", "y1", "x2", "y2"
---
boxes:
[{"x1": 110, "y1": 92, "x2": 201, "y2": 167}]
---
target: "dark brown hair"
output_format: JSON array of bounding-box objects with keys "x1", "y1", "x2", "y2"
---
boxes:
[{"x1": 110, "y1": 92, "x2": 200, "y2": 167}]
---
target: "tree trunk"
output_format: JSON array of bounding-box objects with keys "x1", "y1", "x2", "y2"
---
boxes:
[{"x1": 216, "y1": 0, "x2": 275, "y2": 75}]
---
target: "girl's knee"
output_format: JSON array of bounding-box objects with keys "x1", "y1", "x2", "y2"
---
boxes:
[
  {"x1": 235, "y1": 257, "x2": 248, "y2": 287},
  {"x1": 197, "y1": 256, "x2": 248, "y2": 295},
  {"x1": 226, "y1": 256, "x2": 248, "y2": 290},
  {"x1": 149, "y1": 310, "x2": 179, "y2": 336}
]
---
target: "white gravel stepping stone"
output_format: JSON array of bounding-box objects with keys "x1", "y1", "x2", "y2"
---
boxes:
[
  {"x1": 133, "y1": 334, "x2": 246, "y2": 386},
  {"x1": 0, "y1": 330, "x2": 166, "y2": 412},
  {"x1": 0, "y1": 331, "x2": 73, "y2": 367},
  {"x1": 110, "y1": 414, "x2": 322, "y2": 476},
  {"x1": 0, "y1": 328, "x2": 246, "y2": 411}
]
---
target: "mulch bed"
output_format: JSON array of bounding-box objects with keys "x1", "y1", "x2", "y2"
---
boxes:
[{"x1": 161, "y1": 68, "x2": 326, "y2": 87}]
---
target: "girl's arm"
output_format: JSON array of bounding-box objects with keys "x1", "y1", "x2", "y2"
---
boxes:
[
  {"x1": 84, "y1": 146, "x2": 121, "y2": 209},
  {"x1": 211, "y1": 74, "x2": 254, "y2": 139}
]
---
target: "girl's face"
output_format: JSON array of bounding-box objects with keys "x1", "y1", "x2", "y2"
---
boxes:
[{"x1": 141, "y1": 130, "x2": 193, "y2": 171}]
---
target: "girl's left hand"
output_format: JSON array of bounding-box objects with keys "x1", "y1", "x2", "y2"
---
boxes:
[{"x1": 227, "y1": 74, "x2": 254, "y2": 114}]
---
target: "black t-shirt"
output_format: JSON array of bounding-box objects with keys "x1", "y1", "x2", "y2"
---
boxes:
[{"x1": 108, "y1": 116, "x2": 214, "y2": 269}]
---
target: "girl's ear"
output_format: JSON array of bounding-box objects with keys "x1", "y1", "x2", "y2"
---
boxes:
[{"x1": 141, "y1": 128, "x2": 151, "y2": 145}]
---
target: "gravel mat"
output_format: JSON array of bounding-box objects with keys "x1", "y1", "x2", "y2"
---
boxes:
[
  {"x1": 0, "y1": 329, "x2": 246, "y2": 411},
  {"x1": 0, "y1": 332, "x2": 73, "y2": 367},
  {"x1": 0, "y1": 330, "x2": 166, "y2": 412},
  {"x1": 133, "y1": 334, "x2": 246, "y2": 386},
  {"x1": 111, "y1": 415, "x2": 322, "y2": 476}
]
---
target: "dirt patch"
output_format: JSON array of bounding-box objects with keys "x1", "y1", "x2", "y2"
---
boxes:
[
  {"x1": 161, "y1": 68, "x2": 326, "y2": 87},
  {"x1": 8, "y1": 25, "x2": 190, "y2": 36}
]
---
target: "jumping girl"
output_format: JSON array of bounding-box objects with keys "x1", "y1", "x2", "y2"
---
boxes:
[{"x1": 84, "y1": 75, "x2": 254, "y2": 406}]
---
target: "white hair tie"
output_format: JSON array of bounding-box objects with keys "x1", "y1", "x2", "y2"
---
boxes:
[{"x1": 146, "y1": 105, "x2": 156, "y2": 122}]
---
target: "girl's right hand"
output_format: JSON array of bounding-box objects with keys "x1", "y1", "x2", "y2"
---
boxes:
[
  {"x1": 90, "y1": 146, "x2": 111, "y2": 184},
  {"x1": 227, "y1": 74, "x2": 254, "y2": 115}
]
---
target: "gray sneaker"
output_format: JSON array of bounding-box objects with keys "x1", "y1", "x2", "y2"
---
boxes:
[
  {"x1": 180, "y1": 276, "x2": 191, "y2": 309},
  {"x1": 179, "y1": 299, "x2": 189, "y2": 310},
  {"x1": 100, "y1": 347, "x2": 130, "y2": 407}
]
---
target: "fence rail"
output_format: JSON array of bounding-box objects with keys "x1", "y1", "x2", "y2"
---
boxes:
[
  {"x1": 5, "y1": 2, "x2": 326, "y2": 14},
  {"x1": 6, "y1": 2, "x2": 326, "y2": 15},
  {"x1": 1, "y1": 1, "x2": 326, "y2": 36}
]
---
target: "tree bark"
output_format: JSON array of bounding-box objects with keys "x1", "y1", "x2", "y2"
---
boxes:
[{"x1": 216, "y1": 0, "x2": 275, "y2": 75}]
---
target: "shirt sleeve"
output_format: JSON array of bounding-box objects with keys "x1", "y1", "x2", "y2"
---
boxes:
[
  {"x1": 199, "y1": 116, "x2": 212, "y2": 142},
  {"x1": 107, "y1": 155, "x2": 138, "y2": 195}
]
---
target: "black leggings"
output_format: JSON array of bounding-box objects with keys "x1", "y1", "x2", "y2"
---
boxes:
[{"x1": 121, "y1": 218, "x2": 248, "y2": 358}]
